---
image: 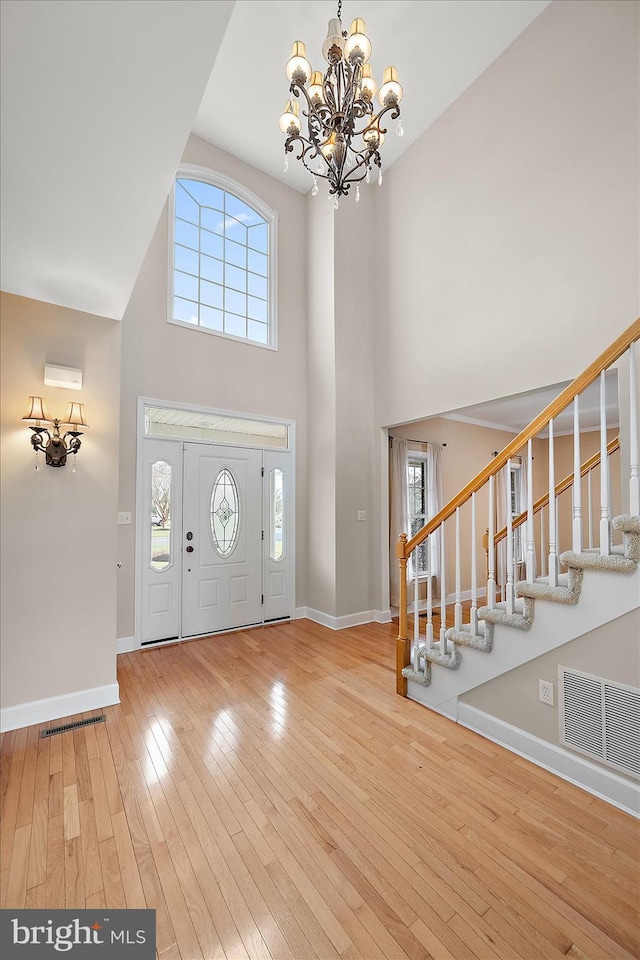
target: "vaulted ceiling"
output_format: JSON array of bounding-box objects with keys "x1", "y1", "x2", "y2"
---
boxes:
[{"x1": 1, "y1": 0, "x2": 550, "y2": 322}]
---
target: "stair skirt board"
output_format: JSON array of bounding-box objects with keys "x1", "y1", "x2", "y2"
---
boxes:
[
  {"x1": 456, "y1": 702, "x2": 639, "y2": 819},
  {"x1": 403, "y1": 515, "x2": 640, "y2": 697}
]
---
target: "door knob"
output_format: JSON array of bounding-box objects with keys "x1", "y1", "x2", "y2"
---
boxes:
[{"x1": 186, "y1": 545, "x2": 194, "y2": 553}]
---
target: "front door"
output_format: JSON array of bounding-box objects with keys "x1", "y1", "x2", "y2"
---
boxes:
[{"x1": 181, "y1": 443, "x2": 263, "y2": 637}]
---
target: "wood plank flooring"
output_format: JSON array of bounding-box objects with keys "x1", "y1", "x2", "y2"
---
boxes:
[{"x1": 1, "y1": 619, "x2": 638, "y2": 959}]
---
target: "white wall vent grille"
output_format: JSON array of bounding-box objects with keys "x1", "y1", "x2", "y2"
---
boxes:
[{"x1": 558, "y1": 668, "x2": 640, "y2": 779}]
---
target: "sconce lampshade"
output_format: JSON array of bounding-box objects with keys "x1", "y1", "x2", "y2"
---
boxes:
[
  {"x1": 63, "y1": 402, "x2": 89, "y2": 430},
  {"x1": 22, "y1": 396, "x2": 51, "y2": 424}
]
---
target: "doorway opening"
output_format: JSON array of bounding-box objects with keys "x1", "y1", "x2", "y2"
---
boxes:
[{"x1": 136, "y1": 400, "x2": 295, "y2": 647}]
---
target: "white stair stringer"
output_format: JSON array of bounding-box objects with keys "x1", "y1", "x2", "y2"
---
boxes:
[{"x1": 405, "y1": 515, "x2": 640, "y2": 712}]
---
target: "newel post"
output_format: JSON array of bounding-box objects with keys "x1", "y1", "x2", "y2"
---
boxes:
[{"x1": 396, "y1": 534, "x2": 409, "y2": 696}]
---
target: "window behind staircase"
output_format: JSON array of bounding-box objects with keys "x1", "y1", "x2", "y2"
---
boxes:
[{"x1": 408, "y1": 454, "x2": 429, "y2": 575}]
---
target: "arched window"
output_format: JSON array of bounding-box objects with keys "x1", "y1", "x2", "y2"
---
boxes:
[{"x1": 169, "y1": 164, "x2": 277, "y2": 348}]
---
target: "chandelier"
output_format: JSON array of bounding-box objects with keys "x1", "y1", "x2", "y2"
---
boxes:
[{"x1": 279, "y1": 1, "x2": 403, "y2": 205}]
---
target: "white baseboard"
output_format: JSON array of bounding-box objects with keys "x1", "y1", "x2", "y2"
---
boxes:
[
  {"x1": 396, "y1": 588, "x2": 487, "y2": 615},
  {"x1": 296, "y1": 607, "x2": 391, "y2": 630},
  {"x1": 0, "y1": 683, "x2": 121, "y2": 733},
  {"x1": 457, "y1": 702, "x2": 639, "y2": 819},
  {"x1": 117, "y1": 636, "x2": 138, "y2": 654},
  {"x1": 374, "y1": 608, "x2": 393, "y2": 624},
  {"x1": 446, "y1": 588, "x2": 488, "y2": 604}
]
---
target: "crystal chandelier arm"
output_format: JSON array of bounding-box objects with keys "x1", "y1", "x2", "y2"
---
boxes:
[
  {"x1": 290, "y1": 81, "x2": 332, "y2": 133},
  {"x1": 352, "y1": 101, "x2": 399, "y2": 138}
]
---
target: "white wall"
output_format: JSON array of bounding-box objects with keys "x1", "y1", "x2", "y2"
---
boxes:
[
  {"x1": 1, "y1": 293, "x2": 121, "y2": 725},
  {"x1": 117, "y1": 135, "x2": 308, "y2": 641},
  {"x1": 306, "y1": 193, "x2": 337, "y2": 616},
  {"x1": 305, "y1": 187, "x2": 381, "y2": 621},
  {"x1": 373, "y1": 0, "x2": 640, "y2": 430},
  {"x1": 335, "y1": 193, "x2": 378, "y2": 617},
  {"x1": 461, "y1": 607, "x2": 640, "y2": 785}
]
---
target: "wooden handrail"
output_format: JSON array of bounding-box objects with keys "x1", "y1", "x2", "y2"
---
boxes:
[
  {"x1": 493, "y1": 436, "x2": 620, "y2": 545},
  {"x1": 400, "y1": 318, "x2": 639, "y2": 559}
]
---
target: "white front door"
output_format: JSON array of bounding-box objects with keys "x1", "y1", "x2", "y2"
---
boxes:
[{"x1": 181, "y1": 443, "x2": 263, "y2": 637}]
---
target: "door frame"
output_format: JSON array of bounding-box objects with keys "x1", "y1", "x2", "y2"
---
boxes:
[{"x1": 134, "y1": 396, "x2": 296, "y2": 650}]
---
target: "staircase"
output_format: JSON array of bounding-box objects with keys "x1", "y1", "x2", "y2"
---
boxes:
[{"x1": 396, "y1": 319, "x2": 640, "y2": 713}]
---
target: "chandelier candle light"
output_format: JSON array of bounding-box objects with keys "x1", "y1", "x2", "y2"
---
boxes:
[{"x1": 279, "y1": 0, "x2": 403, "y2": 205}]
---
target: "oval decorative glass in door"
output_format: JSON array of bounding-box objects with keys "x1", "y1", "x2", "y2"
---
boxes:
[
  {"x1": 150, "y1": 460, "x2": 172, "y2": 571},
  {"x1": 210, "y1": 468, "x2": 240, "y2": 556}
]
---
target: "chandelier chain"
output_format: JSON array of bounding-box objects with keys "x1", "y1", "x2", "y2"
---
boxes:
[{"x1": 337, "y1": 0, "x2": 342, "y2": 24}]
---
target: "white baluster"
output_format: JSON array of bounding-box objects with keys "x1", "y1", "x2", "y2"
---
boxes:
[
  {"x1": 548, "y1": 419, "x2": 558, "y2": 587},
  {"x1": 526, "y1": 439, "x2": 535, "y2": 582},
  {"x1": 630, "y1": 343, "x2": 639, "y2": 515},
  {"x1": 471, "y1": 492, "x2": 478, "y2": 637},
  {"x1": 600, "y1": 370, "x2": 611, "y2": 556},
  {"x1": 587, "y1": 470, "x2": 594, "y2": 549},
  {"x1": 440, "y1": 522, "x2": 447, "y2": 653},
  {"x1": 506, "y1": 459, "x2": 514, "y2": 614},
  {"x1": 426, "y1": 535, "x2": 433, "y2": 650},
  {"x1": 413, "y1": 551, "x2": 420, "y2": 670},
  {"x1": 455, "y1": 507, "x2": 462, "y2": 630},
  {"x1": 573, "y1": 395, "x2": 582, "y2": 553},
  {"x1": 540, "y1": 505, "x2": 547, "y2": 577},
  {"x1": 488, "y1": 475, "x2": 496, "y2": 609}
]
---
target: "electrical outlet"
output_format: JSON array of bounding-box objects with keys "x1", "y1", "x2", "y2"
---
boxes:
[
  {"x1": 357, "y1": 510, "x2": 367, "y2": 522},
  {"x1": 539, "y1": 679, "x2": 554, "y2": 705},
  {"x1": 118, "y1": 512, "x2": 131, "y2": 525}
]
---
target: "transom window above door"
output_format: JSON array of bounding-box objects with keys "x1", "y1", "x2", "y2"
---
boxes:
[{"x1": 169, "y1": 166, "x2": 277, "y2": 348}]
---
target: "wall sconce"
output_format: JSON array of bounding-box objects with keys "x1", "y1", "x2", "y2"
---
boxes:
[{"x1": 22, "y1": 396, "x2": 89, "y2": 471}]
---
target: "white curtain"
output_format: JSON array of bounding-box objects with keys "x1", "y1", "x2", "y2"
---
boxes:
[
  {"x1": 390, "y1": 439, "x2": 444, "y2": 607},
  {"x1": 426, "y1": 443, "x2": 444, "y2": 585},
  {"x1": 389, "y1": 439, "x2": 409, "y2": 607},
  {"x1": 496, "y1": 457, "x2": 527, "y2": 593}
]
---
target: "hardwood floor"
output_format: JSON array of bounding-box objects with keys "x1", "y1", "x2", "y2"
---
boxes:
[{"x1": 1, "y1": 619, "x2": 638, "y2": 959}]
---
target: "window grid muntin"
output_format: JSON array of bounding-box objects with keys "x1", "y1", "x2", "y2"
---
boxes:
[{"x1": 173, "y1": 178, "x2": 270, "y2": 345}]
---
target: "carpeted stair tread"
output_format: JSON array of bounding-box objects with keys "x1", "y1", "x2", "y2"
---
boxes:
[
  {"x1": 517, "y1": 567, "x2": 583, "y2": 604},
  {"x1": 402, "y1": 664, "x2": 431, "y2": 685},
  {"x1": 422, "y1": 643, "x2": 462, "y2": 670},
  {"x1": 478, "y1": 596, "x2": 534, "y2": 633},
  {"x1": 613, "y1": 514, "x2": 640, "y2": 534},
  {"x1": 560, "y1": 550, "x2": 637, "y2": 573},
  {"x1": 445, "y1": 622, "x2": 492, "y2": 653},
  {"x1": 404, "y1": 515, "x2": 639, "y2": 692},
  {"x1": 533, "y1": 573, "x2": 571, "y2": 586}
]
